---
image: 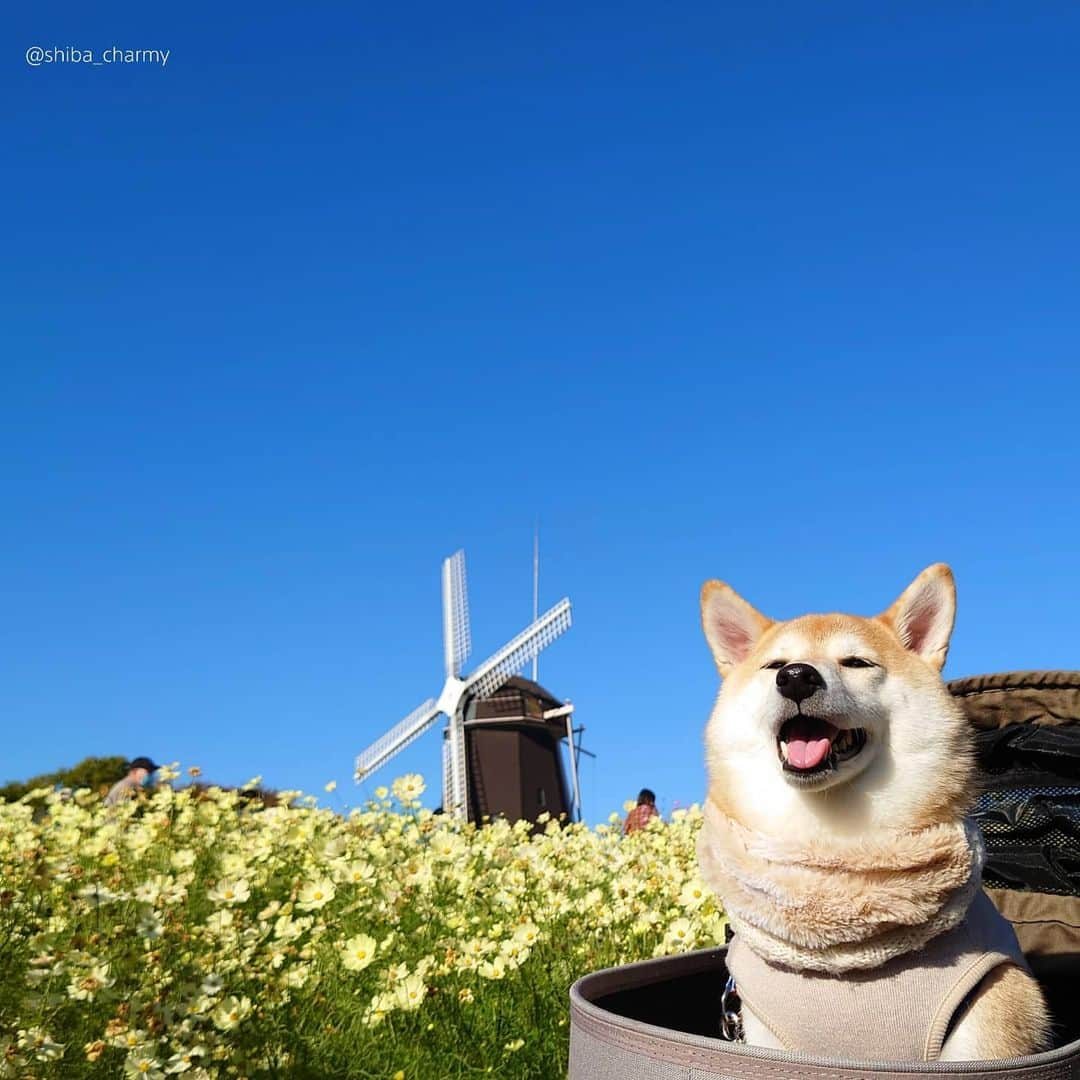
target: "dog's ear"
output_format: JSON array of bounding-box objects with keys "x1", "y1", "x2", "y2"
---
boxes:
[
  {"x1": 700, "y1": 581, "x2": 772, "y2": 677},
  {"x1": 877, "y1": 563, "x2": 956, "y2": 670}
]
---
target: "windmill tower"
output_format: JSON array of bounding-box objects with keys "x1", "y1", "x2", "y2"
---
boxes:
[{"x1": 354, "y1": 550, "x2": 578, "y2": 821}]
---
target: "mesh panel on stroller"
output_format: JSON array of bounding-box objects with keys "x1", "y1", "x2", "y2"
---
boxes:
[
  {"x1": 955, "y1": 672, "x2": 1080, "y2": 899},
  {"x1": 952, "y1": 671, "x2": 1080, "y2": 1043}
]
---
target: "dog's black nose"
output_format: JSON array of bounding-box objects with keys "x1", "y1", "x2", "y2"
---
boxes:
[{"x1": 776, "y1": 663, "x2": 826, "y2": 703}]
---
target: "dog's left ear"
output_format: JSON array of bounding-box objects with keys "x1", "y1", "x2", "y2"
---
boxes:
[{"x1": 877, "y1": 563, "x2": 956, "y2": 670}]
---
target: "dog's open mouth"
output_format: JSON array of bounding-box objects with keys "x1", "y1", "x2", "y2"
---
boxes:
[{"x1": 778, "y1": 716, "x2": 866, "y2": 777}]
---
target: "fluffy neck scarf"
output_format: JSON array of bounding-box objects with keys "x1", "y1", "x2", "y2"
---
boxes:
[{"x1": 697, "y1": 797, "x2": 984, "y2": 974}]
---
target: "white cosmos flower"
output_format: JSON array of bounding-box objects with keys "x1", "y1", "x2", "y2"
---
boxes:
[
  {"x1": 204, "y1": 910, "x2": 233, "y2": 934},
  {"x1": 273, "y1": 913, "x2": 311, "y2": 941},
  {"x1": 134, "y1": 879, "x2": 162, "y2": 905},
  {"x1": 124, "y1": 1050, "x2": 165, "y2": 1078},
  {"x1": 16, "y1": 1027, "x2": 64, "y2": 1062},
  {"x1": 219, "y1": 851, "x2": 250, "y2": 876},
  {"x1": 663, "y1": 916, "x2": 695, "y2": 950},
  {"x1": 111, "y1": 1029, "x2": 149, "y2": 1051},
  {"x1": 478, "y1": 956, "x2": 507, "y2": 980},
  {"x1": 211, "y1": 994, "x2": 252, "y2": 1031},
  {"x1": 282, "y1": 964, "x2": 311, "y2": 988},
  {"x1": 296, "y1": 877, "x2": 335, "y2": 911},
  {"x1": 164, "y1": 1045, "x2": 205, "y2": 1073},
  {"x1": 394, "y1": 972, "x2": 427, "y2": 1010},
  {"x1": 137, "y1": 913, "x2": 164, "y2": 940},
  {"x1": 67, "y1": 963, "x2": 113, "y2": 1001},
  {"x1": 339, "y1": 860, "x2": 375, "y2": 886},
  {"x1": 76, "y1": 884, "x2": 121, "y2": 907},
  {"x1": 207, "y1": 878, "x2": 250, "y2": 905},
  {"x1": 340, "y1": 933, "x2": 378, "y2": 972},
  {"x1": 362, "y1": 992, "x2": 393, "y2": 1027},
  {"x1": 170, "y1": 849, "x2": 196, "y2": 871},
  {"x1": 391, "y1": 774, "x2": 425, "y2": 803},
  {"x1": 682, "y1": 880, "x2": 710, "y2": 911},
  {"x1": 512, "y1": 922, "x2": 540, "y2": 945}
]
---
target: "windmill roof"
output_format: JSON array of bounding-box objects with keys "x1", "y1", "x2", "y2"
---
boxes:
[
  {"x1": 466, "y1": 675, "x2": 572, "y2": 731},
  {"x1": 490, "y1": 675, "x2": 564, "y2": 707}
]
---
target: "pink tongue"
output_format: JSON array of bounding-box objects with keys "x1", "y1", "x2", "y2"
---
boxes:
[{"x1": 784, "y1": 717, "x2": 836, "y2": 770}]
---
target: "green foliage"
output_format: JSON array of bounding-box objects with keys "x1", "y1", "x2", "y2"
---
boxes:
[{"x1": 0, "y1": 755, "x2": 128, "y2": 803}]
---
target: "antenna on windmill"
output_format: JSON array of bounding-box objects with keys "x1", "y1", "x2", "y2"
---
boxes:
[
  {"x1": 354, "y1": 549, "x2": 574, "y2": 821},
  {"x1": 531, "y1": 523, "x2": 539, "y2": 683}
]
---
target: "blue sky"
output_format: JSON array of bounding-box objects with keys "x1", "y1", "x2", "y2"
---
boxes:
[{"x1": 3, "y1": 3, "x2": 1079, "y2": 821}]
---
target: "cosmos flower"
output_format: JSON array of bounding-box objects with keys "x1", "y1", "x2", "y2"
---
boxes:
[
  {"x1": 207, "y1": 878, "x2": 251, "y2": 905},
  {"x1": 391, "y1": 774, "x2": 425, "y2": 803},
  {"x1": 340, "y1": 933, "x2": 378, "y2": 972},
  {"x1": 211, "y1": 995, "x2": 253, "y2": 1031},
  {"x1": 0, "y1": 768, "x2": 721, "y2": 1075},
  {"x1": 296, "y1": 877, "x2": 335, "y2": 911}
]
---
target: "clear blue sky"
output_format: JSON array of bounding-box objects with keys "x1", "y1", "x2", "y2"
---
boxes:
[{"x1": 3, "y1": 4, "x2": 1079, "y2": 821}]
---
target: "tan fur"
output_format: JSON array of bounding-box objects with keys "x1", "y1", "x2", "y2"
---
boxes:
[
  {"x1": 939, "y1": 965, "x2": 1052, "y2": 1060},
  {"x1": 698, "y1": 800, "x2": 980, "y2": 968},
  {"x1": 698, "y1": 564, "x2": 1052, "y2": 1060}
]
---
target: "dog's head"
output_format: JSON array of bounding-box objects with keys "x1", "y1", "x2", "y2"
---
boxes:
[{"x1": 700, "y1": 564, "x2": 975, "y2": 837}]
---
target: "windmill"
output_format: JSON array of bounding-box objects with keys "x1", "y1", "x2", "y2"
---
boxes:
[{"x1": 354, "y1": 550, "x2": 577, "y2": 821}]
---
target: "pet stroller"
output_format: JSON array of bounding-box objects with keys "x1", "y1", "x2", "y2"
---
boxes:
[{"x1": 569, "y1": 671, "x2": 1080, "y2": 1079}]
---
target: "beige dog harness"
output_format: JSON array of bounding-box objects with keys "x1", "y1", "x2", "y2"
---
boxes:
[{"x1": 726, "y1": 889, "x2": 1029, "y2": 1061}]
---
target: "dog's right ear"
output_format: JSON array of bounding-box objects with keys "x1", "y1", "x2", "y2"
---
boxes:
[{"x1": 700, "y1": 581, "x2": 772, "y2": 677}]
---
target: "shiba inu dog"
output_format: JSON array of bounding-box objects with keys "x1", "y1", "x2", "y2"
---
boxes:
[{"x1": 697, "y1": 565, "x2": 1051, "y2": 1061}]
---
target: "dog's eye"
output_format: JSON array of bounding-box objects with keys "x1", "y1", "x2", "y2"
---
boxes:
[
  {"x1": 762, "y1": 659, "x2": 787, "y2": 670},
  {"x1": 839, "y1": 657, "x2": 875, "y2": 669}
]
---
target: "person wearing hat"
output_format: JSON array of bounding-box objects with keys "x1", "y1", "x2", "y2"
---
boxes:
[{"x1": 104, "y1": 756, "x2": 160, "y2": 807}]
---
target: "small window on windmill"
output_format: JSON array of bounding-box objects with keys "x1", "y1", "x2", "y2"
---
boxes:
[{"x1": 526, "y1": 694, "x2": 543, "y2": 719}]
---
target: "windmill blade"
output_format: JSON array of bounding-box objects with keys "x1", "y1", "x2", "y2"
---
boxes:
[
  {"x1": 354, "y1": 698, "x2": 441, "y2": 782},
  {"x1": 442, "y1": 550, "x2": 472, "y2": 678},
  {"x1": 464, "y1": 598, "x2": 572, "y2": 699}
]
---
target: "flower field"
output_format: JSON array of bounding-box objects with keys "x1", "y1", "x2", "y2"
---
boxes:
[{"x1": 0, "y1": 771, "x2": 724, "y2": 1079}]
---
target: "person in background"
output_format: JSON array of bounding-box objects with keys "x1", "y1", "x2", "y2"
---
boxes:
[
  {"x1": 623, "y1": 788, "x2": 659, "y2": 834},
  {"x1": 104, "y1": 756, "x2": 159, "y2": 807}
]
